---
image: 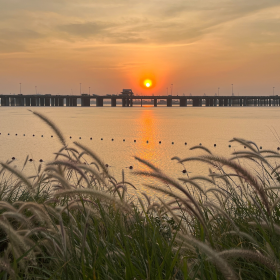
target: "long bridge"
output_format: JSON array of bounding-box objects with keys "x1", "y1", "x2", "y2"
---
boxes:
[{"x1": 0, "y1": 94, "x2": 279, "y2": 107}]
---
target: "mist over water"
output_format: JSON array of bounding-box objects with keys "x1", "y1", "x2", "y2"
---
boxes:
[{"x1": 0, "y1": 107, "x2": 279, "y2": 197}]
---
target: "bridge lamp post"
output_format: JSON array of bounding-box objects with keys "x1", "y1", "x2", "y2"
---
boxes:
[
  {"x1": 273, "y1": 87, "x2": 275, "y2": 96},
  {"x1": 171, "y1": 84, "x2": 173, "y2": 95},
  {"x1": 231, "y1": 84, "x2": 234, "y2": 96},
  {"x1": 89, "y1": 87, "x2": 90, "y2": 95},
  {"x1": 166, "y1": 87, "x2": 168, "y2": 95},
  {"x1": 218, "y1": 87, "x2": 220, "y2": 96},
  {"x1": 19, "y1": 83, "x2": 21, "y2": 94},
  {"x1": 80, "y1": 83, "x2": 81, "y2": 95}
]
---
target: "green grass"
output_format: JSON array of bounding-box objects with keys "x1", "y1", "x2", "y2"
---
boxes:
[{"x1": 0, "y1": 112, "x2": 280, "y2": 279}]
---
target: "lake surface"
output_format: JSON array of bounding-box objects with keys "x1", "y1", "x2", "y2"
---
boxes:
[{"x1": 0, "y1": 107, "x2": 279, "y2": 196}]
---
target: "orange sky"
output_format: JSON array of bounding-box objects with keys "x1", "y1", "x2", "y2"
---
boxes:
[{"x1": 1, "y1": 0, "x2": 280, "y2": 96}]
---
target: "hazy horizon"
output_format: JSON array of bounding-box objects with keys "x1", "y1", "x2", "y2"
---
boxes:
[{"x1": 1, "y1": 0, "x2": 280, "y2": 96}]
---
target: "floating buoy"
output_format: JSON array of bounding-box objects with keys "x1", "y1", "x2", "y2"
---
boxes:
[
  {"x1": 0, "y1": 133, "x2": 1, "y2": 135},
  {"x1": 260, "y1": 146, "x2": 262, "y2": 150},
  {"x1": 70, "y1": 136, "x2": 72, "y2": 139},
  {"x1": 159, "y1": 141, "x2": 161, "y2": 144},
  {"x1": 185, "y1": 142, "x2": 187, "y2": 145},
  {"x1": 146, "y1": 140, "x2": 149, "y2": 143},
  {"x1": 15, "y1": 134, "x2": 17, "y2": 136},
  {"x1": 29, "y1": 159, "x2": 33, "y2": 162},
  {"x1": 112, "y1": 139, "x2": 114, "y2": 141},
  {"x1": 123, "y1": 139, "x2": 125, "y2": 142},
  {"x1": 182, "y1": 169, "x2": 187, "y2": 173},
  {"x1": 90, "y1": 137, "x2": 92, "y2": 140},
  {"x1": 172, "y1": 142, "x2": 174, "y2": 144},
  {"x1": 33, "y1": 134, "x2": 35, "y2": 137},
  {"x1": 277, "y1": 147, "x2": 280, "y2": 151},
  {"x1": 105, "y1": 164, "x2": 109, "y2": 167},
  {"x1": 41, "y1": 135, "x2": 43, "y2": 137},
  {"x1": 39, "y1": 159, "x2": 43, "y2": 162},
  {"x1": 23, "y1": 134, "x2": 25, "y2": 136},
  {"x1": 134, "y1": 140, "x2": 136, "y2": 142},
  {"x1": 8, "y1": 133, "x2": 9, "y2": 135},
  {"x1": 51, "y1": 135, "x2": 53, "y2": 138},
  {"x1": 199, "y1": 143, "x2": 202, "y2": 146},
  {"x1": 214, "y1": 144, "x2": 216, "y2": 147},
  {"x1": 244, "y1": 146, "x2": 246, "y2": 149},
  {"x1": 129, "y1": 166, "x2": 133, "y2": 170},
  {"x1": 79, "y1": 137, "x2": 81, "y2": 139},
  {"x1": 101, "y1": 138, "x2": 103, "y2": 140},
  {"x1": 12, "y1": 157, "x2": 15, "y2": 160},
  {"x1": 229, "y1": 145, "x2": 231, "y2": 148}
]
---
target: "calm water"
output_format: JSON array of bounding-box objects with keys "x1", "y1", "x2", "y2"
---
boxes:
[{"x1": 0, "y1": 107, "x2": 279, "y2": 196}]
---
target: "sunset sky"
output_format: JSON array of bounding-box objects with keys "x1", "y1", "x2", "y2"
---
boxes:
[{"x1": 1, "y1": 0, "x2": 280, "y2": 96}]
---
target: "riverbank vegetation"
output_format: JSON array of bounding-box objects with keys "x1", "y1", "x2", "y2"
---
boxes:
[{"x1": 1, "y1": 112, "x2": 280, "y2": 279}]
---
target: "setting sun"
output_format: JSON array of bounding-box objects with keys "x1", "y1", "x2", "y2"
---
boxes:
[{"x1": 144, "y1": 79, "x2": 153, "y2": 88}]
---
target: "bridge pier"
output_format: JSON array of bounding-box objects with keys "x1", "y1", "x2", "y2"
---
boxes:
[
  {"x1": 141, "y1": 99, "x2": 142, "y2": 107},
  {"x1": 58, "y1": 98, "x2": 64, "y2": 106},
  {"x1": 210, "y1": 99, "x2": 214, "y2": 106},
  {"x1": 111, "y1": 98, "x2": 116, "y2": 107},
  {"x1": 72, "y1": 98, "x2": 77, "y2": 106},
  {"x1": 180, "y1": 97, "x2": 187, "y2": 107},
  {"x1": 219, "y1": 99, "x2": 223, "y2": 106},
  {"x1": 66, "y1": 97, "x2": 70, "y2": 106},
  {"x1": 193, "y1": 98, "x2": 201, "y2": 106},
  {"x1": 130, "y1": 98, "x2": 133, "y2": 107},
  {"x1": 25, "y1": 97, "x2": 30, "y2": 106},
  {"x1": 45, "y1": 97, "x2": 50, "y2": 106},
  {"x1": 206, "y1": 99, "x2": 210, "y2": 106},
  {"x1": 96, "y1": 97, "x2": 103, "y2": 107},
  {"x1": 81, "y1": 96, "x2": 90, "y2": 106},
  {"x1": 31, "y1": 97, "x2": 36, "y2": 106},
  {"x1": 154, "y1": 98, "x2": 157, "y2": 107},
  {"x1": 1, "y1": 97, "x2": 9, "y2": 106},
  {"x1": 39, "y1": 97, "x2": 45, "y2": 106},
  {"x1": 167, "y1": 97, "x2": 172, "y2": 107}
]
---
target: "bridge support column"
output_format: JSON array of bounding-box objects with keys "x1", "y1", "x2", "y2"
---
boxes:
[
  {"x1": 39, "y1": 97, "x2": 45, "y2": 106},
  {"x1": 269, "y1": 99, "x2": 272, "y2": 106},
  {"x1": 1, "y1": 97, "x2": 9, "y2": 106},
  {"x1": 66, "y1": 97, "x2": 70, "y2": 106},
  {"x1": 130, "y1": 98, "x2": 133, "y2": 107},
  {"x1": 229, "y1": 99, "x2": 232, "y2": 106},
  {"x1": 224, "y1": 99, "x2": 228, "y2": 106},
  {"x1": 45, "y1": 97, "x2": 50, "y2": 106},
  {"x1": 243, "y1": 98, "x2": 247, "y2": 106},
  {"x1": 72, "y1": 98, "x2": 77, "y2": 106},
  {"x1": 122, "y1": 98, "x2": 126, "y2": 107},
  {"x1": 96, "y1": 97, "x2": 103, "y2": 107},
  {"x1": 193, "y1": 98, "x2": 201, "y2": 106},
  {"x1": 210, "y1": 99, "x2": 214, "y2": 106},
  {"x1": 206, "y1": 99, "x2": 210, "y2": 106},
  {"x1": 154, "y1": 98, "x2": 157, "y2": 107},
  {"x1": 58, "y1": 98, "x2": 64, "y2": 106},
  {"x1": 167, "y1": 97, "x2": 172, "y2": 107},
  {"x1": 180, "y1": 97, "x2": 187, "y2": 107},
  {"x1": 141, "y1": 99, "x2": 142, "y2": 107},
  {"x1": 25, "y1": 97, "x2": 30, "y2": 106},
  {"x1": 219, "y1": 99, "x2": 223, "y2": 106},
  {"x1": 31, "y1": 97, "x2": 36, "y2": 106},
  {"x1": 81, "y1": 96, "x2": 90, "y2": 106},
  {"x1": 54, "y1": 97, "x2": 59, "y2": 106},
  {"x1": 111, "y1": 98, "x2": 116, "y2": 107}
]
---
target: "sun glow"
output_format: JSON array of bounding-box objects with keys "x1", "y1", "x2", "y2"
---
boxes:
[{"x1": 144, "y1": 79, "x2": 152, "y2": 88}]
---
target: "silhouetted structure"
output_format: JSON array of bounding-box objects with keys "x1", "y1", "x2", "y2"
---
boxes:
[{"x1": 0, "y1": 94, "x2": 279, "y2": 107}]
